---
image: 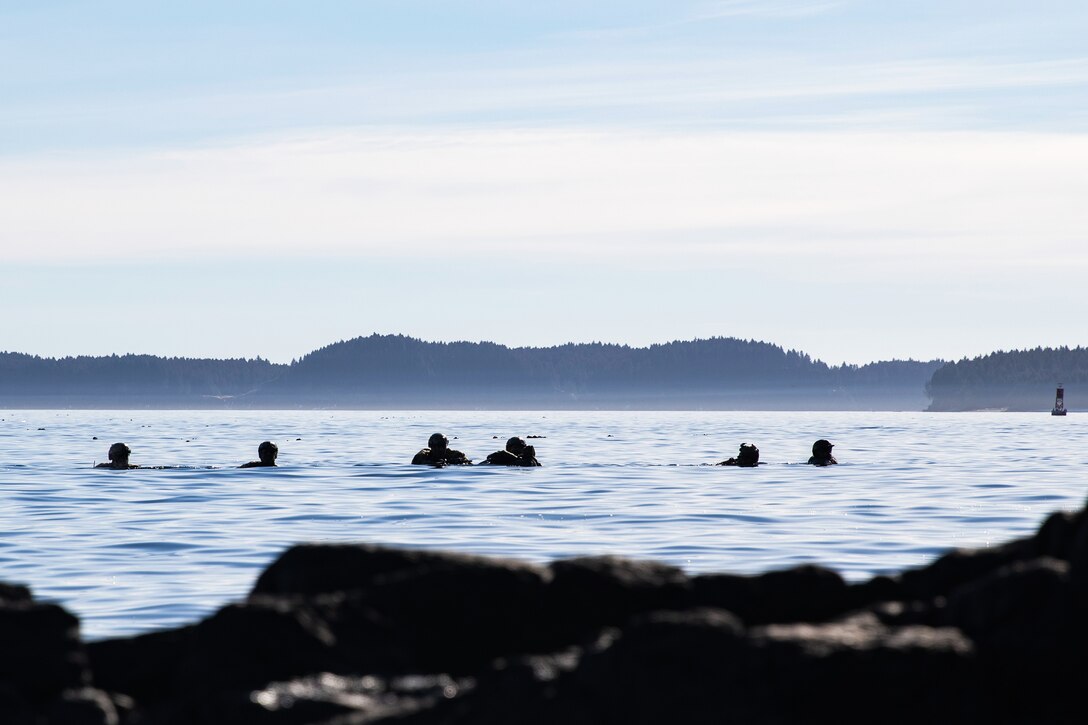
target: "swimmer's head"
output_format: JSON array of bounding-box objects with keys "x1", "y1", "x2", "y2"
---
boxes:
[
  {"x1": 428, "y1": 433, "x2": 448, "y2": 451},
  {"x1": 258, "y1": 441, "x2": 278, "y2": 463},
  {"x1": 737, "y1": 443, "x2": 760, "y2": 466},
  {"x1": 108, "y1": 442, "x2": 131, "y2": 462},
  {"x1": 812, "y1": 439, "x2": 834, "y2": 457},
  {"x1": 506, "y1": 436, "x2": 527, "y2": 454}
]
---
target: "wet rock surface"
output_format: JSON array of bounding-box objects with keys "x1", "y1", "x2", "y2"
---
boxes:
[{"x1": 8, "y1": 500, "x2": 1088, "y2": 724}]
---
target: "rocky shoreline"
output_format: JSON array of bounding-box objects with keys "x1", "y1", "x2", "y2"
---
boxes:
[{"x1": 4, "y1": 500, "x2": 1086, "y2": 724}]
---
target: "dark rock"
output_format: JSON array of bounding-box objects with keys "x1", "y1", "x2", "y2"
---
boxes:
[
  {"x1": 544, "y1": 556, "x2": 690, "y2": 639},
  {"x1": 379, "y1": 647, "x2": 594, "y2": 725},
  {"x1": 687, "y1": 572, "x2": 755, "y2": 619},
  {"x1": 20, "y1": 502, "x2": 1088, "y2": 723},
  {"x1": 570, "y1": 608, "x2": 748, "y2": 711},
  {"x1": 0, "y1": 582, "x2": 32, "y2": 603},
  {"x1": 1069, "y1": 510, "x2": 1088, "y2": 592},
  {"x1": 41, "y1": 687, "x2": 119, "y2": 725},
  {"x1": 941, "y1": 556, "x2": 1084, "y2": 723},
  {"x1": 114, "y1": 602, "x2": 349, "y2": 724},
  {"x1": 0, "y1": 682, "x2": 36, "y2": 725},
  {"x1": 752, "y1": 564, "x2": 850, "y2": 622},
  {"x1": 896, "y1": 541, "x2": 1031, "y2": 601},
  {"x1": 88, "y1": 625, "x2": 193, "y2": 704},
  {"x1": 746, "y1": 612, "x2": 979, "y2": 723},
  {"x1": 312, "y1": 559, "x2": 552, "y2": 675},
  {"x1": 174, "y1": 599, "x2": 342, "y2": 694},
  {"x1": 865, "y1": 598, "x2": 944, "y2": 627},
  {"x1": 298, "y1": 593, "x2": 412, "y2": 676},
  {"x1": 397, "y1": 609, "x2": 751, "y2": 725},
  {"x1": 255, "y1": 544, "x2": 558, "y2": 675},
  {"x1": 942, "y1": 557, "x2": 1072, "y2": 652},
  {"x1": 558, "y1": 607, "x2": 973, "y2": 724},
  {"x1": 176, "y1": 672, "x2": 470, "y2": 725},
  {"x1": 252, "y1": 543, "x2": 550, "y2": 599},
  {"x1": 0, "y1": 598, "x2": 88, "y2": 705},
  {"x1": 1032, "y1": 510, "x2": 1087, "y2": 560},
  {"x1": 246, "y1": 672, "x2": 399, "y2": 724},
  {"x1": 692, "y1": 564, "x2": 849, "y2": 624},
  {"x1": 844, "y1": 573, "x2": 905, "y2": 610}
]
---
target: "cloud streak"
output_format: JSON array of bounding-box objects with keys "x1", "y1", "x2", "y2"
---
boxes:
[
  {"x1": 692, "y1": 0, "x2": 848, "y2": 20},
  {"x1": 3, "y1": 128, "x2": 1085, "y2": 273},
  {"x1": 7, "y1": 53, "x2": 1088, "y2": 160}
]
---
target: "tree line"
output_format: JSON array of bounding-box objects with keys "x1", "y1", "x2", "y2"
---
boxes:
[
  {"x1": 283, "y1": 334, "x2": 939, "y2": 391},
  {"x1": 0, "y1": 335, "x2": 943, "y2": 408},
  {"x1": 925, "y1": 346, "x2": 1088, "y2": 411},
  {"x1": 0, "y1": 353, "x2": 284, "y2": 398}
]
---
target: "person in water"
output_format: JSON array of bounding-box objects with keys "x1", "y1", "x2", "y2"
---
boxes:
[
  {"x1": 808, "y1": 439, "x2": 837, "y2": 466},
  {"x1": 718, "y1": 443, "x2": 760, "y2": 467},
  {"x1": 483, "y1": 436, "x2": 541, "y2": 467},
  {"x1": 95, "y1": 442, "x2": 138, "y2": 469},
  {"x1": 412, "y1": 433, "x2": 472, "y2": 466},
  {"x1": 240, "y1": 441, "x2": 279, "y2": 468}
]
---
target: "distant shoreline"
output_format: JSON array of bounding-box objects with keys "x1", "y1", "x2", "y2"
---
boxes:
[
  {"x1": 2, "y1": 403, "x2": 1070, "y2": 413},
  {"x1": 4, "y1": 334, "x2": 1084, "y2": 412}
]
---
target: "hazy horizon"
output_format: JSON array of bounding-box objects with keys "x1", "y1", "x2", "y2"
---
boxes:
[{"x1": 3, "y1": 331, "x2": 950, "y2": 367}]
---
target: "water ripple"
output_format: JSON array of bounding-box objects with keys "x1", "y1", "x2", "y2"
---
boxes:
[{"x1": 2, "y1": 409, "x2": 1087, "y2": 639}]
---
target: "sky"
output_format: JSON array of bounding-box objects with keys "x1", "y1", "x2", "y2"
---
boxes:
[{"x1": 2, "y1": 1, "x2": 1087, "y2": 365}]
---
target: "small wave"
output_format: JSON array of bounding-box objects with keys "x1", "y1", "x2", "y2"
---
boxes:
[
  {"x1": 105, "y1": 541, "x2": 203, "y2": 552},
  {"x1": 135, "y1": 495, "x2": 214, "y2": 504}
]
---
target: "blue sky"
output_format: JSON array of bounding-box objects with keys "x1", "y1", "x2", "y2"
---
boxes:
[{"x1": 2, "y1": 1, "x2": 1087, "y2": 364}]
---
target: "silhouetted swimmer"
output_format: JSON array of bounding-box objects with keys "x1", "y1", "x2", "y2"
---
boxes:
[
  {"x1": 808, "y1": 439, "x2": 837, "y2": 466},
  {"x1": 483, "y1": 436, "x2": 541, "y2": 467},
  {"x1": 718, "y1": 443, "x2": 760, "y2": 467},
  {"x1": 412, "y1": 433, "x2": 472, "y2": 467},
  {"x1": 240, "y1": 441, "x2": 278, "y2": 468},
  {"x1": 95, "y1": 442, "x2": 138, "y2": 470}
]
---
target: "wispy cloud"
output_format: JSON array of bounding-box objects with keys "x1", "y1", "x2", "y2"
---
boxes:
[
  {"x1": 692, "y1": 0, "x2": 848, "y2": 20},
  {"x1": 3, "y1": 128, "x2": 1085, "y2": 274},
  {"x1": 7, "y1": 53, "x2": 1086, "y2": 159},
  {"x1": 553, "y1": 0, "x2": 846, "y2": 41}
]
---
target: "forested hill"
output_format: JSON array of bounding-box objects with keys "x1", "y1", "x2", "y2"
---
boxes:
[
  {"x1": 0, "y1": 335, "x2": 942, "y2": 410},
  {"x1": 0, "y1": 353, "x2": 285, "y2": 407},
  {"x1": 269, "y1": 334, "x2": 941, "y2": 408},
  {"x1": 926, "y1": 346, "x2": 1088, "y2": 411}
]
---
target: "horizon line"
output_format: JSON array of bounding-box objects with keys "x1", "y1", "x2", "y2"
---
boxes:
[{"x1": 7, "y1": 330, "x2": 1042, "y2": 368}]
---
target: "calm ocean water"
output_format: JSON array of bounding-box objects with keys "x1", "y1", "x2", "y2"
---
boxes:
[{"x1": 1, "y1": 410, "x2": 1085, "y2": 640}]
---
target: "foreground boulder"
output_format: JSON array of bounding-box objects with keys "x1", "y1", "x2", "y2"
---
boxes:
[
  {"x1": 0, "y1": 585, "x2": 122, "y2": 724},
  {"x1": 6, "y1": 498, "x2": 1085, "y2": 724}
]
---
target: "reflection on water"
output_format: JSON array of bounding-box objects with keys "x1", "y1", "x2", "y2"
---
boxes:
[{"x1": 1, "y1": 410, "x2": 1086, "y2": 639}]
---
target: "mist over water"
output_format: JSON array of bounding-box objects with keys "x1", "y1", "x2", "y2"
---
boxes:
[{"x1": 1, "y1": 410, "x2": 1085, "y2": 640}]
